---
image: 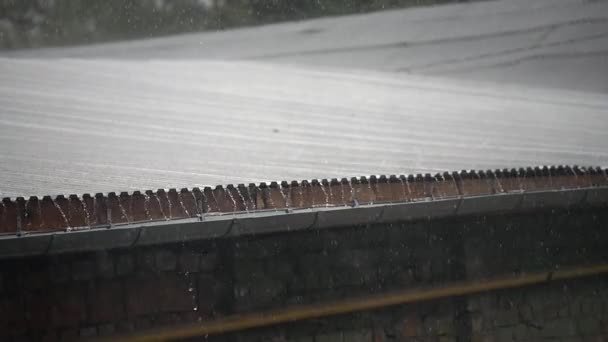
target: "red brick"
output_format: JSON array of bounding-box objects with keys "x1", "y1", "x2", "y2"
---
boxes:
[
  {"x1": 125, "y1": 277, "x2": 159, "y2": 317},
  {"x1": 372, "y1": 327, "x2": 386, "y2": 342},
  {"x1": 0, "y1": 296, "x2": 26, "y2": 333},
  {"x1": 180, "y1": 311, "x2": 203, "y2": 324},
  {"x1": 51, "y1": 285, "x2": 86, "y2": 328},
  {"x1": 400, "y1": 313, "x2": 422, "y2": 338},
  {"x1": 178, "y1": 250, "x2": 200, "y2": 273},
  {"x1": 25, "y1": 292, "x2": 51, "y2": 330},
  {"x1": 154, "y1": 312, "x2": 181, "y2": 326},
  {"x1": 88, "y1": 280, "x2": 124, "y2": 323},
  {"x1": 23, "y1": 270, "x2": 49, "y2": 291},
  {"x1": 126, "y1": 275, "x2": 195, "y2": 317},
  {"x1": 198, "y1": 274, "x2": 225, "y2": 315},
  {"x1": 40, "y1": 331, "x2": 59, "y2": 342},
  {"x1": 156, "y1": 275, "x2": 196, "y2": 313},
  {"x1": 59, "y1": 328, "x2": 78, "y2": 341}
]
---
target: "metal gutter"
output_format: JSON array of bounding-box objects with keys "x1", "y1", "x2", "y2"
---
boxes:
[
  {"x1": 3, "y1": 166, "x2": 607, "y2": 235},
  {"x1": 0, "y1": 187, "x2": 605, "y2": 259}
]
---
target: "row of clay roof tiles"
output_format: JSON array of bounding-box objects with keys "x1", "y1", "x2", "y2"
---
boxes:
[{"x1": 1, "y1": 166, "x2": 607, "y2": 234}]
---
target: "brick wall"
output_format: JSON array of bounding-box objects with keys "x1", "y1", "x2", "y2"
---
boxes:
[{"x1": 1, "y1": 206, "x2": 607, "y2": 341}]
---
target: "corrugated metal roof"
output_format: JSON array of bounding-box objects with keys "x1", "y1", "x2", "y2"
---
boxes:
[{"x1": 0, "y1": 0, "x2": 607, "y2": 198}]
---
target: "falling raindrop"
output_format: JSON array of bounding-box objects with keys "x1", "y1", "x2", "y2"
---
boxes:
[
  {"x1": 245, "y1": 186, "x2": 256, "y2": 210},
  {"x1": 235, "y1": 187, "x2": 250, "y2": 213},
  {"x1": 201, "y1": 191, "x2": 212, "y2": 213},
  {"x1": 262, "y1": 186, "x2": 276, "y2": 209},
  {"x1": 155, "y1": 195, "x2": 168, "y2": 220},
  {"x1": 0, "y1": 201, "x2": 6, "y2": 227},
  {"x1": 278, "y1": 184, "x2": 289, "y2": 208},
  {"x1": 398, "y1": 177, "x2": 407, "y2": 200},
  {"x1": 117, "y1": 197, "x2": 130, "y2": 224},
  {"x1": 298, "y1": 184, "x2": 304, "y2": 207},
  {"x1": 191, "y1": 191, "x2": 201, "y2": 216},
  {"x1": 81, "y1": 199, "x2": 91, "y2": 228},
  {"x1": 23, "y1": 199, "x2": 30, "y2": 229},
  {"x1": 211, "y1": 190, "x2": 220, "y2": 212},
  {"x1": 319, "y1": 182, "x2": 329, "y2": 207},
  {"x1": 144, "y1": 193, "x2": 152, "y2": 220},
  {"x1": 494, "y1": 172, "x2": 504, "y2": 193},
  {"x1": 347, "y1": 178, "x2": 354, "y2": 203},
  {"x1": 37, "y1": 199, "x2": 45, "y2": 229},
  {"x1": 177, "y1": 192, "x2": 190, "y2": 217},
  {"x1": 52, "y1": 199, "x2": 71, "y2": 230},
  {"x1": 166, "y1": 193, "x2": 173, "y2": 218},
  {"x1": 226, "y1": 189, "x2": 238, "y2": 212}
]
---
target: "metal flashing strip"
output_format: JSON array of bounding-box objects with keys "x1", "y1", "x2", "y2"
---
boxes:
[{"x1": 0, "y1": 186, "x2": 606, "y2": 259}]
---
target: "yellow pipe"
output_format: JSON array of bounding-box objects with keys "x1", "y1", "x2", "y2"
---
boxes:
[{"x1": 106, "y1": 263, "x2": 608, "y2": 342}]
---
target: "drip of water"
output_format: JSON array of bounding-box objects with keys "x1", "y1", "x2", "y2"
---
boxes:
[
  {"x1": 226, "y1": 189, "x2": 238, "y2": 212},
  {"x1": 91, "y1": 197, "x2": 97, "y2": 226},
  {"x1": 183, "y1": 270, "x2": 198, "y2": 312},
  {"x1": 235, "y1": 188, "x2": 250, "y2": 213},
  {"x1": 259, "y1": 186, "x2": 276, "y2": 209},
  {"x1": 340, "y1": 182, "x2": 346, "y2": 205},
  {"x1": 129, "y1": 196, "x2": 134, "y2": 220},
  {"x1": 430, "y1": 181, "x2": 438, "y2": 200},
  {"x1": 155, "y1": 195, "x2": 168, "y2": 220},
  {"x1": 367, "y1": 181, "x2": 374, "y2": 205},
  {"x1": 201, "y1": 191, "x2": 212, "y2": 212},
  {"x1": 190, "y1": 192, "x2": 201, "y2": 216},
  {"x1": 308, "y1": 184, "x2": 314, "y2": 207},
  {"x1": 165, "y1": 193, "x2": 173, "y2": 219},
  {"x1": 327, "y1": 183, "x2": 334, "y2": 205},
  {"x1": 117, "y1": 197, "x2": 130, "y2": 224},
  {"x1": 547, "y1": 169, "x2": 553, "y2": 188},
  {"x1": 244, "y1": 187, "x2": 255, "y2": 210},
  {"x1": 52, "y1": 199, "x2": 71, "y2": 231},
  {"x1": 66, "y1": 199, "x2": 73, "y2": 224},
  {"x1": 24, "y1": 200, "x2": 30, "y2": 229},
  {"x1": 0, "y1": 201, "x2": 6, "y2": 229},
  {"x1": 177, "y1": 192, "x2": 190, "y2": 217},
  {"x1": 493, "y1": 173, "x2": 504, "y2": 193},
  {"x1": 518, "y1": 171, "x2": 525, "y2": 190},
  {"x1": 319, "y1": 183, "x2": 329, "y2": 207},
  {"x1": 278, "y1": 184, "x2": 289, "y2": 208},
  {"x1": 81, "y1": 199, "x2": 91, "y2": 228},
  {"x1": 347, "y1": 179, "x2": 354, "y2": 202},
  {"x1": 267, "y1": 190, "x2": 276, "y2": 209},
  {"x1": 37, "y1": 200, "x2": 45, "y2": 229},
  {"x1": 398, "y1": 178, "x2": 408, "y2": 200},
  {"x1": 211, "y1": 191, "x2": 219, "y2": 211},
  {"x1": 451, "y1": 177, "x2": 459, "y2": 196},
  {"x1": 143, "y1": 194, "x2": 152, "y2": 220},
  {"x1": 405, "y1": 177, "x2": 413, "y2": 198},
  {"x1": 298, "y1": 185, "x2": 304, "y2": 207}
]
